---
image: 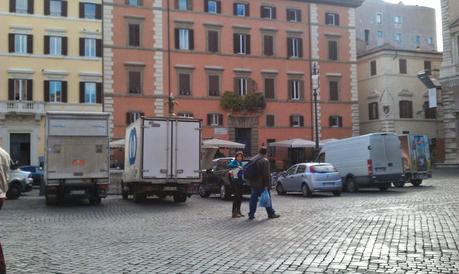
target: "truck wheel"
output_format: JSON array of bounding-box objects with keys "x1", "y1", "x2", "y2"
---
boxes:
[
  {"x1": 345, "y1": 177, "x2": 358, "y2": 193},
  {"x1": 220, "y1": 184, "x2": 231, "y2": 200},
  {"x1": 121, "y1": 183, "x2": 129, "y2": 200},
  {"x1": 133, "y1": 192, "x2": 146, "y2": 203},
  {"x1": 301, "y1": 184, "x2": 312, "y2": 197},
  {"x1": 45, "y1": 194, "x2": 58, "y2": 206},
  {"x1": 89, "y1": 197, "x2": 102, "y2": 205},
  {"x1": 173, "y1": 194, "x2": 187, "y2": 203},
  {"x1": 411, "y1": 179, "x2": 423, "y2": 187},
  {"x1": 6, "y1": 184, "x2": 21, "y2": 200},
  {"x1": 393, "y1": 182, "x2": 405, "y2": 188},
  {"x1": 198, "y1": 184, "x2": 210, "y2": 198}
]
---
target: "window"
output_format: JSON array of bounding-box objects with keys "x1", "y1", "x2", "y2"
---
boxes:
[
  {"x1": 399, "y1": 100, "x2": 413, "y2": 118},
  {"x1": 394, "y1": 16, "x2": 401, "y2": 24},
  {"x1": 329, "y1": 116, "x2": 343, "y2": 128},
  {"x1": 178, "y1": 112, "x2": 194, "y2": 118},
  {"x1": 233, "y1": 33, "x2": 250, "y2": 55},
  {"x1": 328, "y1": 40, "x2": 338, "y2": 60},
  {"x1": 376, "y1": 12, "x2": 382, "y2": 24},
  {"x1": 128, "y1": 23, "x2": 141, "y2": 47},
  {"x1": 288, "y1": 80, "x2": 302, "y2": 101},
  {"x1": 13, "y1": 34, "x2": 28, "y2": 54},
  {"x1": 205, "y1": 0, "x2": 220, "y2": 14},
  {"x1": 290, "y1": 115, "x2": 304, "y2": 127},
  {"x1": 261, "y1": 6, "x2": 276, "y2": 19},
  {"x1": 49, "y1": 0, "x2": 62, "y2": 16},
  {"x1": 207, "y1": 30, "x2": 219, "y2": 53},
  {"x1": 424, "y1": 102, "x2": 436, "y2": 119},
  {"x1": 80, "y1": 3, "x2": 101, "y2": 19},
  {"x1": 234, "y1": 3, "x2": 248, "y2": 16},
  {"x1": 79, "y1": 38, "x2": 101, "y2": 57},
  {"x1": 49, "y1": 81, "x2": 62, "y2": 103},
  {"x1": 235, "y1": 78, "x2": 248, "y2": 96},
  {"x1": 207, "y1": 113, "x2": 223, "y2": 127},
  {"x1": 208, "y1": 74, "x2": 220, "y2": 96},
  {"x1": 325, "y1": 12, "x2": 340, "y2": 26},
  {"x1": 370, "y1": 60, "x2": 377, "y2": 76},
  {"x1": 377, "y1": 31, "x2": 383, "y2": 38},
  {"x1": 287, "y1": 9, "x2": 301, "y2": 22},
  {"x1": 287, "y1": 37, "x2": 303, "y2": 58},
  {"x1": 424, "y1": 60, "x2": 432, "y2": 74},
  {"x1": 80, "y1": 82, "x2": 101, "y2": 104},
  {"x1": 127, "y1": 69, "x2": 143, "y2": 94},
  {"x1": 177, "y1": 0, "x2": 191, "y2": 11},
  {"x1": 175, "y1": 28, "x2": 194, "y2": 50},
  {"x1": 263, "y1": 35, "x2": 274, "y2": 56},
  {"x1": 126, "y1": 112, "x2": 144, "y2": 125},
  {"x1": 364, "y1": 29, "x2": 370, "y2": 44},
  {"x1": 266, "y1": 115, "x2": 275, "y2": 128},
  {"x1": 49, "y1": 36, "x2": 62, "y2": 55},
  {"x1": 427, "y1": 37, "x2": 433, "y2": 45},
  {"x1": 127, "y1": 0, "x2": 142, "y2": 6},
  {"x1": 395, "y1": 33, "x2": 402, "y2": 43},
  {"x1": 12, "y1": 79, "x2": 29, "y2": 101},
  {"x1": 368, "y1": 102, "x2": 379, "y2": 120},
  {"x1": 13, "y1": 0, "x2": 32, "y2": 14},
  {"x1": 329, "y1": 80, "x2": 339, "y2": 101},
  {"x1": 296, "y1": 165, "x2": 306, "y2": 174},
  {"x1": 416, "y1": 35, "x2": 421, "y2": 45},
  {"x1": 179, "y1": 73, "x2": 191, "y2": 96},
  {"x1": 264, "y1": 78, "x2": 275, "y2": 99},
  {"x1": 399, "y1": 59, "x2": 407, "y2": 74}
]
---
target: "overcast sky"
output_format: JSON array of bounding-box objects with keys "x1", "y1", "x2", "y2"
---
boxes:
[{"x1": 383, "y1": 0, "x2": 443, "y2": 51}]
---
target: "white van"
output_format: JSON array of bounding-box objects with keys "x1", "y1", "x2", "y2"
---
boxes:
[{"x1": 317, "y1": 133, "x2": 404, "y2": 192}]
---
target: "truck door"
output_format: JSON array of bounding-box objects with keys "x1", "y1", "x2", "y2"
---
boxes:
[
  {"x1": 142, "y1": 119, "x2": 170, "y2": 179},
  {"x1": 173, "y1": 120, "x2": 201, "y2": 179},
  {"x1": 383, "y1": 135, "x2": 403, "y2": 175}
]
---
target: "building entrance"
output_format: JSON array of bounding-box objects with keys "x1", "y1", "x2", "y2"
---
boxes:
[
  {"x1": 10, "y1": 133, "x2": 31, "y2": 166},
  {"x1": 235, "y1": 128, "x2": 252, "y2": 157}
]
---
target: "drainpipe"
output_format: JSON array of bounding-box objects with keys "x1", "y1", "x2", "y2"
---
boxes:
[
  {"x1": 167, "y1": 0, "x2": 172, "y2": 116},
  {"x1": 307, "y1": 3, "x2": 314, "y2": 148}
]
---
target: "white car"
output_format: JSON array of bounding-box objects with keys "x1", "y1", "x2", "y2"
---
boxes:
[
  {"x1": 275, "y1": 163, "x2": 342, "y2": 197},
  {"x1": 7, "y1": 165, "x2": 33, "y2": 200}
]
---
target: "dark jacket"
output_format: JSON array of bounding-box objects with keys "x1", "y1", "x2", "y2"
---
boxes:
[{"x1": 247, "y1": 154, "x2": 271, "y2": 189}]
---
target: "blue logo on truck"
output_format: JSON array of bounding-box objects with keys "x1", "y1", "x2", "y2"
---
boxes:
[{"x1": 128, "y1": 128, "x2": 137, "y2": 165}]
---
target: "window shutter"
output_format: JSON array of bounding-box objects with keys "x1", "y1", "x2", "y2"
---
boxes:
[
  {"x1": 10, "y1": 0, "x2": 16, "y2": 12},
  {"x1": 44, "y1": 0, "x2": 50, "y2": 15},
  {"x1": 209, "y1": 75, "x2": 219, "y2": 96},
  {"x1": 338, "y1": 116, "x2": 343, "y2": 127},
  {"x1": 189, "y1": 29, "x2": 194, "y2": 50},
  {"x1": 8, "y1": 34, "x2": 14, "y2": 53},
  {"x1": 79, "y1": 2, "x2": 84, "y2": 18},
  {"x1": 336, "y1": 14, "x2": 340, "y2": 25},
  {"x1": 44, "y1": 36, "x2": 50, "y2": 54},
  {"x1": 8, "y1": 79, "x2": 14, "y2": 100},
  {"x1": 287, "y1": 38, "x2": 293, "y2": 57},
  {"x1": 187, "y1": 0, "x2": 192, "y2": 11},
  {"x1": 62, "y1": 37, "x2": 68, "y2": 55},
  {"x1": 325, "y1": 13, "x2": 330, "y2": 25},
  {"x1": 218, "y1": 114, "x2": 223, "y2": 126},
  {"x1": 174, "y1": 29, "x2": 180, "y2": 49},
  {"x1": 79, "y1": 38, "x2": 85, "y2": 56},
  {"x1": 288, "y1": 80, "x2": 293, "y2": 100},
  {"x1": 245, "y1": 4, "x2": 249, "y2": 16},
  {"x1": 62, "y1": 81, "x2": 68, "y2": 103},
  {"x1": 329, "y1": 116, "x2": 333, "y2": 127},
  {"x1": 27, "y1": 35, "x2": 33, "y2": 54},
  {"x1": 204, "y1": 0, "x2": 208, "y2": 12},
  {"x1": 298, "y1": 38, "x2": 303, "y2": 57},
  {"x1": 96, "y1": 83, "x2": 102, "y2": 103},
  {"x1": 96, "y1": 39, "x2": 102, "y2": 57},
  {"x1": 80, "y1": 82, "x2": 85, "y2": 103},
  {"x1": 287, "y1": 10, "x2": 292, "y2": 21},
  {"x1": 95, "y1": 4, "x2": 102, "y2": 19},
  {"x1": 272, "y1": 7, "x2": 276, "y2": 19},
  {"x1": 299, "y1": 80, "x2": 304, "y2": 100},
  {"x1": 248, "y1": 78, "x2": 255, "y2": 93},
  {"x1": 260, "y1": 6, "x2": 265, "y2": 18},
  {"x1": 61, "y1": 1, "x2": 67, "y2": 17},
  {"x1": 208, "y1": 31, "x2": 218, "y2": 52},
  {"x1": 289, "y1": 115, "x2": 294, "y2": 127},
  {"x1": 27, "y1": 0, "x2": 34, "y2": 14},
  {"x1": 207, "y1": 114, "x2": 211, "y2": 126},
  {"x1": 264, "y1": 35, "x2": 273, "y2": 56},
  {"x1": 233, "y1": 3, "x2": 237, "y2": 15},
  {"x1": 265, "y1": 78, "x2": 274, "y2": 99},
  {"x1": 246, "y1": 34, "x2": 250, "y2": 54},
  {"x1": 300, "y1": 116, "x2": 304, "y2": 127},
  {"x1": 27, "y1": 79, "x2": 33, "y2": 100},
  {"x1": 44, "y1": 81, "x2": 50, "y2": 102},
  {"x1": 233, "y1": 33, "x2": 239, "y2": 53},
  {"x1": 298, "y1": 10, "x2": 302, "y2": 22},
  {"x1": 126, "y1": 112, "x2": 131, "y2": 125},
  {"x1": 217, "y1": 1, "x2": 221, "y2": 13}
]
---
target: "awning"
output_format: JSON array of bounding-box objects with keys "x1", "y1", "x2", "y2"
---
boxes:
[
  {"x1": 203, "y1": 138, "x2": 245, "y2": 149},
  {"x1": 268, "y1": 138, "x2": 315, "y2": 148},
  {"x1": 110, "y1": 139, "x2": 125, "y2": 148}
]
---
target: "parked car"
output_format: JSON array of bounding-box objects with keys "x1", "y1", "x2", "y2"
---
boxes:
[
  {"x1": 7, "y1": 162, "x2": 33, "y2": 200},
  {"x1": 199, "y1": 157, "x2": 250, "y2": 200},
  {"x1": 275, "y1": 163, "x2": 342, "y2": 197},
  {"x1": 19, "y1": 165, "x2": 44, "y2": 186}
]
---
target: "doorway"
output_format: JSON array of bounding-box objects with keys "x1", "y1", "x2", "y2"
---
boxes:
[
  {"x1": 10, "y1": 133, "x2": 31, "y2": 166},
  {"x1": 235, "y1": 128, "x2": 252, "y2": 156}
]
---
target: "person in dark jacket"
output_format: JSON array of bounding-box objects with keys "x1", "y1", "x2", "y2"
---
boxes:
[
  {"x1": 228, "y1": 151, "x2": 245, "y2": 218},
  {"x1": 0, "y1": 147, "x2": 10, "y2": 274},
  {"x1": 246, "y1": 147, "x2": 280, "y2": 220}
]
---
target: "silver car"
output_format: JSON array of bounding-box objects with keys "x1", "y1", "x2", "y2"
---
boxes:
[{"x1": 275, "y1": 163, "x2": 342, "y2": 197}]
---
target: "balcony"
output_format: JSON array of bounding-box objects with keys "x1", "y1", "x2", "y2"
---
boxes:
[{"x1": 0, "y1": 101, "x2": 45, "y2": 119}]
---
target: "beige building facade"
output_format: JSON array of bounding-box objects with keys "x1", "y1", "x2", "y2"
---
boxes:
[
  {"x1": 358, "y1": 47, "x2": 444, "y2": 161},
  {"x1": 0, "y1": 0, "x2": 103, "y2": 166}
]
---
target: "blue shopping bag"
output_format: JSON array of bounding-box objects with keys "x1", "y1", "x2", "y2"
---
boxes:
[{"x1": 259, "y1": 190, "x2": 272, "y2": 208}]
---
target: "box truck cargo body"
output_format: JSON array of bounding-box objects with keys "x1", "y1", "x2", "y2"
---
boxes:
[
  {"x1": 122, "y1": 117, "x2": 201, "y2": 203},
  {"x1": 318, "y1": 133, "x2": 404, "y2": 192},
  {"x1": 45, "y1": 112, "x2": 110, "y2": 205}
]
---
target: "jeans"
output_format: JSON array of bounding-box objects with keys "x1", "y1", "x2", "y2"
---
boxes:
[
  {"x1": 232, "y1": 180, "x2": 243, "y2": 213},
  {"x1": 249, "y1": 187, "x2": 275, "y2": 217}
]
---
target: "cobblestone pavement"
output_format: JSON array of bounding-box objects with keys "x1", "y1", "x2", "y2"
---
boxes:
[{"x1": 1, "y1": 169, "x2": 458, "y2": 273}]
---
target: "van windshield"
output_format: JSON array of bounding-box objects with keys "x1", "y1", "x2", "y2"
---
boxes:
[{"x1": 312, "y1": 164, "x2": 335, "y2": 173}]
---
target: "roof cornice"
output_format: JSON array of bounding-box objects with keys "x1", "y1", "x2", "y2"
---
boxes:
[{"x1": 294, "y1": 0, "x2": 365, "y2": 8}]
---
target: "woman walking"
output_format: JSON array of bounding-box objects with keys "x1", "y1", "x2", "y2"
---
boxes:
[{"x1": 228, "y1": 151, "x2": 245, "y2": 218}]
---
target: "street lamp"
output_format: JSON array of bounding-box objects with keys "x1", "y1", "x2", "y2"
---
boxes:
[{"x1": 311, "y1": 62, "x2": 320, "y2": 153}]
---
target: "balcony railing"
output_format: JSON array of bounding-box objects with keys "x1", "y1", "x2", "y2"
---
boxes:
[{"x1": 0, "y1": 101, "x2": 45, "y2": 116}]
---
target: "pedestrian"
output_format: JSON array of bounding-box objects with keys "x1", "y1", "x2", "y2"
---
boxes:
[
  {"x1": 246, "y1": 147, "x2": 280, "y2": 220},
  {"x1": 0, "y1": 147, "x2": 11, "y2": 274},
  {"x1": 228, "y1": 151, "x2": 245, "y2": 218}
]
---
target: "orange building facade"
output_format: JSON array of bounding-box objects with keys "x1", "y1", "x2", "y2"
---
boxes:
[{"x1": 104, "y1": 0, "x2": 363, "y2": 161}]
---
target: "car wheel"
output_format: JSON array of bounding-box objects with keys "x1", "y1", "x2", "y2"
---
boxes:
[
  {"x1": 379, "y1": 184, "x2": 390, "y2": 191},
  {"x1": 346, "y1": 177, "x2": 358, "y2": 193},
  {"x1": 220, "y1": 184, "x2": 231, "y2": 200},
  {"x1": 276, "y1": 183, "x2": 286, "y2": 195},
  {"x1": 173, "y1": 194, "x2": 187, "y2": 203},
  {"x1": 133, "y1": 192, "x2": 146, "y2": 203},
  {"x1": 301, "y1": 183, "x2": 312, "y2": 197},
  {"x1": 121, "y1": 182, "x2": 129, "y2": 200},
  {"x1": 6, "y1": 184, "x2": 21, "y2": 200},
  {"x1": 332, "y1": 191, "x2": 341, "y2": 197},
  {"x1": 198, "y1": 184, "x2": 210, "y2": 198},
  {"x1": 411, "y1": 179, "x2": 423, "y2": 187},
  {"x1": 393, "y1": 182, "x2": 405, "y2": 188}
]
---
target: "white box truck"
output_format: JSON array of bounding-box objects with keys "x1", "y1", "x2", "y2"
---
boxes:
[
  {"x1": 122, "y1": 117, "x2": 201, "y2": 203},
  {"x1": 45, "y1": 111, "x2": 110, "y2": 205},
  {"x1": 317, "y1": 133, "x2": 404, "y2": 192},
  {"x1": 393, "y1": 134, "x2": 432, "y2": 187}
]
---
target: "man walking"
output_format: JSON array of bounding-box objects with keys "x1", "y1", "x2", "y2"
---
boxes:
[
  {"x1": 247, "y1": 147, "x2": 280, "y2": 220},
  {"x1": 0, "y1": 147, "x2": 11, "y2": 274}
]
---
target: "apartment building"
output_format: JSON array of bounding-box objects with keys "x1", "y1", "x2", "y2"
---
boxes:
[{"x1": 0, "y1": 0, "x2": 103, "y2": 166}]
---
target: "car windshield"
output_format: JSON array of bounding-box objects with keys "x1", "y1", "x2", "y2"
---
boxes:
[{"x1": 312, "y1": 164, "x2": 336, "y2": 173}]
